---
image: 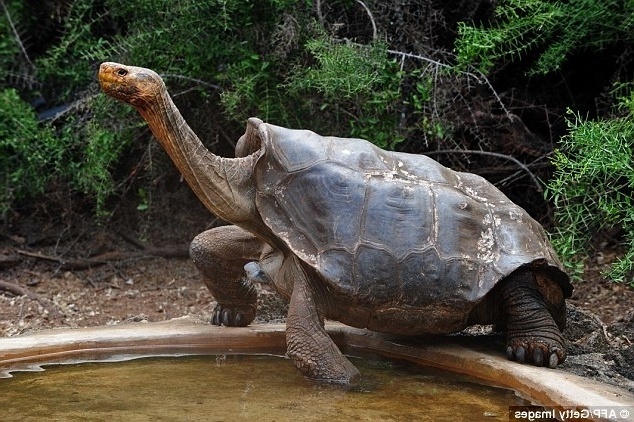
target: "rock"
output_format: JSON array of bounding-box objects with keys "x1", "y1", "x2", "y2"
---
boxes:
[
  {"x1": 561, "y1": 303, "x2": 634, "y2": 392},
  {"x1": 562, "y1": 352, "x2": 634, "y2": 392},
  {"x1": 564, "y1": 303, "x2": 612, "y2": 355}
]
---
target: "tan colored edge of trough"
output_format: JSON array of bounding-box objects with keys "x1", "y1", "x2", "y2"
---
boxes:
[{"x1": 0, "y1": 318, "x2": 631, "y2": 421}]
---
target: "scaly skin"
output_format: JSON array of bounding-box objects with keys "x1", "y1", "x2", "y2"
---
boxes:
[
  {"x1": 284, "y1": 255, "x2": 360, "y2": 383},
  {"x1": 189, "y1": 225, "x2": 265, "y2": 326},
  {"x1": 501, "y1": 270, "x2": 567, "y2": 368}
]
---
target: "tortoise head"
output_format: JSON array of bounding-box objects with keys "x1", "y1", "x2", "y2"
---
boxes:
[{"x1": 98, "y1": 62, "x2": 165, "y2": 110}]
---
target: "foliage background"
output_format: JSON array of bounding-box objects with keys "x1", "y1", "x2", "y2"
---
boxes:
[{"x1": 0, "y1": 0, "x2": 632, "y2": 283}]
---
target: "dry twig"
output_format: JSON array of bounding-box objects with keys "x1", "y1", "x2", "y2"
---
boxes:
[
  {"x1": 16, "y1": 243, "x2": 189, "y2": 271},
  {"x1": 0, "y1": 279, "x2": 62, "y2": 318}
]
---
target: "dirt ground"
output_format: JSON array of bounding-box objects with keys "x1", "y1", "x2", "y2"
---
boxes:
[
  {"x1": 0, "y1": 192, "x2": 633, "y2": 393},
  {"x1": 0, "y1": 190, "x2": 291, "y2": 336}
]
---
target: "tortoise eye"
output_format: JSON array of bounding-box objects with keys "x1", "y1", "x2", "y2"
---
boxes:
[{"x1": 116, "y1": 68, "x2": 128, "y2": 77}]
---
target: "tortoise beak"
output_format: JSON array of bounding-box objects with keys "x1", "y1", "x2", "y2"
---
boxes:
[
  {"x1": 98, "y1": 62, "x2": 112, "y2": 87},
  {"x1": 98, "y1": 62, "x2": 123, "y2": 93},
  {"x1": 98, "y1": 62, "x2": 140, "y2": 105}
]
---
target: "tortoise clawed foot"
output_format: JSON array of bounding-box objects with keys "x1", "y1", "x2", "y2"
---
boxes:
[
  {"x1": 288, "y1": 346, "x2": 361, "y2": 385},
  {"x1": 211, "y1": 303, "x2": 256, "y2": 327},
  {"x1": 320, "y1": 364, "x2": 361, "y2": 386},
  {"x1": 506, "y1": 337, "x2": 566, "y2": 368}
]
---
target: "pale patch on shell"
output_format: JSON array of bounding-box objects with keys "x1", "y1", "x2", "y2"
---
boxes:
[
  {"x1": 274, "y1": 227, "x2": 317, "y2": 265},
  {"x1": 465, "y1": 186, "x2": 487, "y2": 202},
  {"x1": 476, "y1": 227, "x2": 499, "y2": 263},
  {"x1": 509, "y1": 209, "x2": 523, "y2": 222},
  {"x1": 384, "y1": 171, "x2": 397, "y2": 181},
  {"x1": 453, "y1": 174, "x2": 464, "y2": 190},
  {"x1": 477, "y1": 205, "x2": 501, "y2": 263}
]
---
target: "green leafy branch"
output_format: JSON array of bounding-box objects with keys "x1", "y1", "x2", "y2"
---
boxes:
[
  {"x1": 456, "y1": 0, "x2": 634, "y2": 75},
  {"x1": 546, "y1": 87, "x2": 634, "y2": 283}
]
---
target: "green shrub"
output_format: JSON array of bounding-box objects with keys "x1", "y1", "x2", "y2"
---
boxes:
[
  {"x1": 0, "y1": 88, "x2": 134, "y2": 219},
  {"x1": 546, "y1": 86, "x2": 634, "y2": 283},
  {"x1": 285, "y1": 36, "x2": 404, "y2": 147},
  {"x1": 0, "y1": 89, "x2": 59, "y2": 216},
  {"x1": 454, "y1": 0, "x2": 634, "y2": 284},
  {"x1": 456, "y1": 0, "x2": 634, "y2": 75},
  {"x1": 72, "y1": 96, "x2": 135, "y2": 217},
  {"x1": 0, "y1": 2, "x2": 19, "y2": 81},
  {"x1": 0, "y1": 89, "x2": 66, "y2": 217}
]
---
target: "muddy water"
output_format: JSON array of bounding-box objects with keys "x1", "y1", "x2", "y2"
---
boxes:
[{"x1": 0, "y1": 354, "x2": 530, "y2": 421}]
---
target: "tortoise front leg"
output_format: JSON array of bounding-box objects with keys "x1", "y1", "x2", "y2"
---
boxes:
[
  {"x1": 190, "y1": 225, "x2": 266, "y2": 327},
  {"x1": 284, "y1": 256, "x2": 360, "y2": 384},
  {"x1": 501, "y1": 269, "x2": 567, "y2": 368}
]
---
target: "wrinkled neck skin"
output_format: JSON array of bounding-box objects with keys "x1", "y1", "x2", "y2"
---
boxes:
[{"x1": 137, "y1": 90, "x2": 264, "y2": 235}]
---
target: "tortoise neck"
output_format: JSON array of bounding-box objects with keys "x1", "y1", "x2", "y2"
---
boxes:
[{"x1": 137, "y1": 90, "x2": 258, "y2": 226}]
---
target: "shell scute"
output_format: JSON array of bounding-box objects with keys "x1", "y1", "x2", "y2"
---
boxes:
[
  {"x1": 398, "y1": 249, "x2": 447, "y2": 304},
  {"x1": 354, "y1": 245, "x2": 399, "y2": 303},
  {"x1": 361, "y1": 177, "x2": 434, "y2": 260},
  {"x1": 273, "y1": 163, "x2": 365, "y2": 253},
  {"x1": 267, "y1": 126, "x2": 328, "y2": 172},
  {"x1": 318, "y1": 248, "x2": 356, "y2": 295},
  {"x1": 433, "y1": 186, "x2": 491, "y2": 261}
]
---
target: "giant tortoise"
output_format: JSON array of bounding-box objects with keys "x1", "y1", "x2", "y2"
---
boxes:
[{"x1": 98, "y1": 62, "x2": 572, "y2": 383}]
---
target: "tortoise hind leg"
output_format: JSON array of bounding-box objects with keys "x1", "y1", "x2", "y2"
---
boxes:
[
  {"x1": 501, "y1": 269, "x2": 566, "y2": 368},
  {"x1": 284, "y1": 256, "x2": 360, "y2": 384},
  {"x1": 190, "y1": 225, "x2": 266, "y2": 327}
]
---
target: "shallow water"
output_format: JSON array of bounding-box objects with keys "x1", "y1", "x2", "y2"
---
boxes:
[{"x1": 0, "y1": 354, "x2": 531, "y2": 421}]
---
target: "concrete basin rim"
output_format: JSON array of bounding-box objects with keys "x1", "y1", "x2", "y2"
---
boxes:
[{"x1": 0, "y1": 318, "x2": 631, "y2": 420}]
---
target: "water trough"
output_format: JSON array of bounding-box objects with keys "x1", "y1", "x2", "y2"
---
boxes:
[{"x1": 0, "y1": 319, "x2": 632, "y2": 421}]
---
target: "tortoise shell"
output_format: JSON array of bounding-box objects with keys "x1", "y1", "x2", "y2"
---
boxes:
[{"x1": 250, "y1": 119, "x2": 571, "y2": 320}]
